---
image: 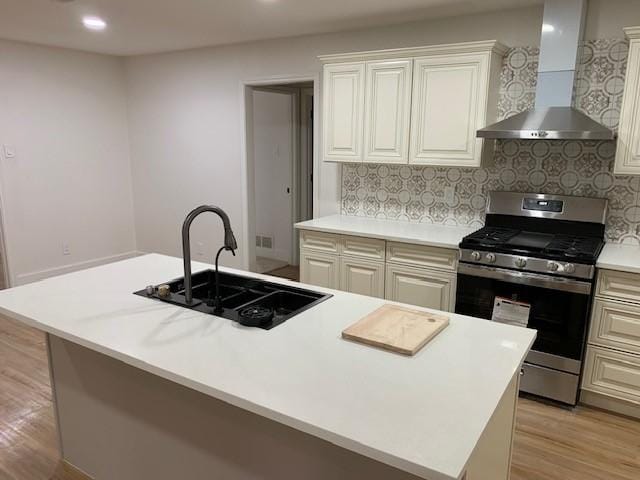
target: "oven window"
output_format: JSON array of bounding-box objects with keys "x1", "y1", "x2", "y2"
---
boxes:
[{"x1": 455, "y1": 273, "x2": 591, "y2": 360}]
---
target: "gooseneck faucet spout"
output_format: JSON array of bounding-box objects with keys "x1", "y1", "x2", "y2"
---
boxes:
[{"x1": 182, "y1": 205, "x2": 237, "y2": 305}]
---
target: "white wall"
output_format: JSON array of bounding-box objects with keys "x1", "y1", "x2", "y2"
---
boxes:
[
  {"x1": 0, "y1": 40, "x2": 137, "y2": 285},
  {"x1": 124, "y1": 6, "x2": 544, "y2": 270},
  {"x1": 252, "y1": 89, "x2": 294, "y2": 264},
  {"x1": 585, "y1": 0, "x2": 640, "y2": 40}
]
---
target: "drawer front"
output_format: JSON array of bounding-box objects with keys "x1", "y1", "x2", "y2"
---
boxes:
[
  {"x1": 589, "y1": 298, "x2": 640, "y2": 355},
  {"x1": 582, "y1": 346, "x2": 640, "y2": 405},
  {"x1": 340, "y1": 235, "x2": 385, "y2": 261},
  {"x1": 386, "y1": 241, "x2": 457, "y2": 272},
  {"x1": 300, "y1": 230, "x2": 340, "y2": 254},
  {"x1": 596, "y1": 269, "x2": 640, "y2": 304}
]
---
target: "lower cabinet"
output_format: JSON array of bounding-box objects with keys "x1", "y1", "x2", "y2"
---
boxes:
[
  {"x1": 299, "y1": 231, "x2": 457, "y2": 312},
  {"x1": 582, "y1": 268, "x2": 640, "y2": 417},
  {"x1": 385, "y1": 263, "x2": 455, "y2": 311},
  {"x1": 300, "y1": 251, "x2": 340, "y2": 289},
  {"x1": 340, "y1": 257, "x2": 385, "y2": 298}
]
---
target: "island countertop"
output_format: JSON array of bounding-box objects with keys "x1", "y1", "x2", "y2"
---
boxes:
[{"x1": 0, "y1": 254, "x2": 535, "y2": 480}]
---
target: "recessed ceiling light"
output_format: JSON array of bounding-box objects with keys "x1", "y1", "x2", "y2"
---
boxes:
[
  {"x1": 82, "y1": 16, "x2": 107, "y2": 31},
  {"x1": 541, "y1": 23, "x2": 555, "y2": 33}
]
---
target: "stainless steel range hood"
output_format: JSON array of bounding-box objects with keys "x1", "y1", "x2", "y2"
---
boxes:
[
  {"x1": 477, "y1": 0, "x2": 615, "y2": 141},
  {"x1": 477, "y1": 107, "x2": 614, "y2": 140}
]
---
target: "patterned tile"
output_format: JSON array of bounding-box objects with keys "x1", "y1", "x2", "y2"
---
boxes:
[{"x1": 341, "y1": 39, "x2": 640, "y2": 245}]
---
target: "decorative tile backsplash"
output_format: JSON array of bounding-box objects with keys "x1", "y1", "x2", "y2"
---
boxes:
[{"x1": 341, "y1": 39, "x2": 640, "y2": 244}]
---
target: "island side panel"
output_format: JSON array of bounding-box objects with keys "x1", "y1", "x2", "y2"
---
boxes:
[
  {"x1": 48, "y1": 336, "x2": 433, "y2": 480},
  {"x1": 464, "y1": 370, "x2": 519, "y2": 480}
]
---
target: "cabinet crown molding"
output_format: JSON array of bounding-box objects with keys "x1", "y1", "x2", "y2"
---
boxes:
[
  {"x1": 625, "y1": 26, "x2": 640, "y2": 40},
  {"x1": 318, "y1": 40, "x2": 508, "y2": 64}
]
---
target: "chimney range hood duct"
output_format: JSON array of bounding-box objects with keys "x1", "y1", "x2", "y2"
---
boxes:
[{"x1": 477, "y1": 0, "x2": 615, "y2": 140}]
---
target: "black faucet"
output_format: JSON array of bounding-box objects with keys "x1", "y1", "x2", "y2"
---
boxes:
[{"x1": 182, "y1": 205, "x2": 237, "y2": 308}]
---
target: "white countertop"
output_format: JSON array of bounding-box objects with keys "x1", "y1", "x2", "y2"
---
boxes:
[
  {"x1": 597, "y1": 243, "x2": 640, "y2": 274},
  {"x1": 295, "y1": 215, "x2": 475, "y2": 249},
  {"x1": 0, "y1": 254, "x2": 535, "y2": 480}
]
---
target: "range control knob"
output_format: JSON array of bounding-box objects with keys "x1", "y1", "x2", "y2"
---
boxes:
[
  {"x1": 470, "y1": 251, "x2": 482, "y2": 261},
  {"x1": 565, "y1": 263, "x2": 576, "y2": 274},
  {"x1": 547, "y1": 261, "x2": 559, "y2": 272},
  {"x1": 514, "y1": 257, "x2": 527, "y2": 268},
  {"x1": 486, "y1": 253, "x2": 496, "y2": 263}
]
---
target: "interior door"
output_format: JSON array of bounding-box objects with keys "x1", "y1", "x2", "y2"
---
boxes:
[{"x1": 252, "y1": 89, "x2": 295, "y2": 264}]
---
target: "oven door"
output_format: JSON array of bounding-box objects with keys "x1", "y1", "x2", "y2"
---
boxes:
[{"x1": 455, "y1": 263, "x2": 593, "y2": 365}]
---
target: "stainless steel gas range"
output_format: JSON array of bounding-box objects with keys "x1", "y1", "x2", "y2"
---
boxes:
[{"x1": 455, "y1": 191, "x2": 607, "y2": 405}]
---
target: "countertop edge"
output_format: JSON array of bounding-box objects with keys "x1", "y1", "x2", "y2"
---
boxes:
[{"x1": 294, "y1": 216, "x2": 471, "y2": 250}]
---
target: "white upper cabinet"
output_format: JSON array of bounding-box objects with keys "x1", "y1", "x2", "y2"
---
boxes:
[
  {"x1": 322, "y1": 62, "x2": 365, "y2": 162},
  {"x1": 363, "y1": 59, "x2": 413, "y2": 163},
  {"x1": 409, "y1": 54, "x2": 486, "y2": 167},
  {"x1": 320, "y1": 41, "x2": 505, "y2": 166},
  {"x1": 615, "y1": 27, "x2": 640, "y2": 175}
]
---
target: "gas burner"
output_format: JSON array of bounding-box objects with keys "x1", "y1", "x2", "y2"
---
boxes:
[{"x1": 461, "y1": 227, "x2": 519, "y2": 247}]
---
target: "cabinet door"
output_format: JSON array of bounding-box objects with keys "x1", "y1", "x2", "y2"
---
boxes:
[
  {"x1": 409, "y1": 54, "x2": 487, "y2": 167},
  {"x1": 322, "y1": 62, "x2": 365, "y2": 162},
  {"x1": 340, "y1": 258, "x2": 385, "y2": 298},
  {"x1": 616, "y1": 35, "x2": 640, "y2": 174},
  {"x1": 385, "y1": 264, "x2": 455, "y2": 311},
  {"x1": 300, "y1": 251, "x2": 339, "y2": 289},
  {"x1": 363, "y1": 59, "x2": 413, "y2": 164}
]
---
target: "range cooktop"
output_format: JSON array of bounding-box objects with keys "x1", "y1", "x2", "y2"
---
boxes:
[{"x1": 460, "y1": 226, "x2": 604, "y2": 264}]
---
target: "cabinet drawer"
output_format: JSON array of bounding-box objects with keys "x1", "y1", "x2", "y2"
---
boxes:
[
  {"x1": 582, "y1": 346, "x2": 640, "y2": 405},
  {"x1": 596, "y1": 269, "x2": 640, "y2": 304},
  {"x1": 589, "y1": 298, "x2": 640, "y2": 355},
  {"x1": 300, "y1": 230, "x2": 340, "y2": 254},
  {"x1": 340, "y1": 257, "x2": 385, "y2": 298},
  {"x1": 340, "y1": 235, "x2": 385, "y2": 261},
  {"x1": 386, "y1": 242, "x2": 457, "y2": 272}
]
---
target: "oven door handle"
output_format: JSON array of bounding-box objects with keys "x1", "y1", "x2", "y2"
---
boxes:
[{"x1": 457, "y1": 263, "x2": 592, "y2": 295}]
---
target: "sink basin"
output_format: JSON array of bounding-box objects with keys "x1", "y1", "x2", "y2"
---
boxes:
[{"x1": 134, "y1": 270, "x2": 331, "y2": 330}]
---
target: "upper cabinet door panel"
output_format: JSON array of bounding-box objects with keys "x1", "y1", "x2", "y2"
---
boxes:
[
  {"x1": 363, "y1": 59, "x2": 413, "y2": 164},
  {"x1": 615, "y1": 31, "x2": 640, "y2": 174},
  {"x1": 323, "y1": 62, "x2": 365, "y2": 162},
  {"x1": 409, "y1": 54, "x2": 487, "y2": 167}
]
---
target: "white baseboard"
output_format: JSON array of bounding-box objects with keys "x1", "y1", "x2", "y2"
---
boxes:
[{"x1": 14, "y1": 251, "x2": 143, "y2": 286}]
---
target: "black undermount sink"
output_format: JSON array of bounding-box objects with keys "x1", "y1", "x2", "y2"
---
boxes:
[{"x1": 134, "y1": 270, "x2": 331, "y2": 330}]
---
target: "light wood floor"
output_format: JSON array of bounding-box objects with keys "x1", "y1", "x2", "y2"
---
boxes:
[
  {"x1": 1, "y1": 315, "x2": 639, "y2": 480},
  {"x1": 265, "y1": 264, "x2": 300, "y2": 281}
]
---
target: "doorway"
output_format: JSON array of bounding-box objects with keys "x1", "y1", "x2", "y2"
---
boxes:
[{"x1": 244, "y1": 81, "x2": 314, "y2": 281}]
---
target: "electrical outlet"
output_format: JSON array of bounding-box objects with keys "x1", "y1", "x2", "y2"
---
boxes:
[
  {"x1": 3, "y1": 144, "x2": 16, "y2": 159},
  {"x1": 444, "y1": 186, "x2": 455, "y2": 204},
  {"x1": 196, "y1": 241, "x2": 204, "y2": 256},
  {"x1": 62, "y1": 242, "x2": 70, "y2": 256}
]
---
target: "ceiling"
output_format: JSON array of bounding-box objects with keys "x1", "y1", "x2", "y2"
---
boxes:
[{"x1": 0, "y1": 0, "x2": 543, "y2": 56}]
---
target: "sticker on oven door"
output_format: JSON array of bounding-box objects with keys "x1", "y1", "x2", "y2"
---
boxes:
[{"x1": 491, "y1": 297, "x2": 531, "y2": 328}]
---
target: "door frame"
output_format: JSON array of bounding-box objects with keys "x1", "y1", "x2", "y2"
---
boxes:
[{"x1": 239, "y1": 74, "x2": 319, "y2": 272}]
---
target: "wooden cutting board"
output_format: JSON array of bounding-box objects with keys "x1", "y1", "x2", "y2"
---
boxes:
[{"x1": 342, "y1": 304, "x2": 449, "y2": 356}]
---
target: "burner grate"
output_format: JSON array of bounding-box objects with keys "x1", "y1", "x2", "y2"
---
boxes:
[
  {"x1": 543, "y1": 235, "x2": 603, "y2": 260},
  {"x1": 461, "y1": 227, "x2": 519, "y2": 247}
]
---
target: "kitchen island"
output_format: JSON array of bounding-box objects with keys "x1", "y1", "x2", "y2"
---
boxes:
[{"x1": 0, "y1": 254, "x2": 535, "y2": 480}]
